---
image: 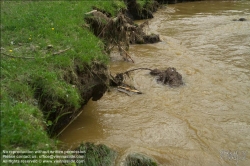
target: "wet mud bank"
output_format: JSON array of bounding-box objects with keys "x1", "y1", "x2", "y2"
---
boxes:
[{"x1": 36, "y1": 62, "x2": 109, "y2": 135}]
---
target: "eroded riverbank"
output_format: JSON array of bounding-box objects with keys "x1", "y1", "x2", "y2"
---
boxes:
[{"x1": 59, "y1": 1, "x2": 250, "y2": 165}]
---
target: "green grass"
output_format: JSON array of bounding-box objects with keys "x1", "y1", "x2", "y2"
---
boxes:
[
  {"x1": 1, "y1": 96, "x2": 54, "y2": 150},
  {"x1": 137, "y1": 0, "x2": 155, "y2": 9},
  {"x1": 125, "y1": 153, "x2": 158, "y2": 166},
  {"x1": 76, "y1": 142, "x2": 117, "y2": 166},
  {"x1": 0, "y1": 0, "x2": 125, "y2": 162}
]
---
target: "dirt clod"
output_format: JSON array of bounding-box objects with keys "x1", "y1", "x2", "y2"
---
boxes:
[{"x1": 151, "y1": 67, "x2": 184, "y2": 87}]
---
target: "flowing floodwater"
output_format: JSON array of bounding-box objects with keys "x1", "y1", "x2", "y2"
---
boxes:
[{"x1": 59, "y1": 1, "x2": 250, "y2": 165}]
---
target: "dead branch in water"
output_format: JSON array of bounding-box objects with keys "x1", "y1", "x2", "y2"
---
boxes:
[
  {"x1": 116, "y1": 84, "x2": 142, "y2": 95},
  {"x1": 110, "y1": 67, "x2": 184, "y2": 95},
  {"x1": 123, "y1": 67, "x2": 153, "y2": 74},
  {"x1": 110, "y1": 67, "x2": 153, "y2": 95},
  {"x1": 110, "y1": 67, "x2": 153, "y2": 86},
  {"x1": 117, "y1": 43, "x2": 134, "y2": 63},
  {"x1": 117, "y1": 88, "x2": 131, "y2": 96},
  {"x1": 118, "y1": 86, "x2": 142, "y2": 94}
]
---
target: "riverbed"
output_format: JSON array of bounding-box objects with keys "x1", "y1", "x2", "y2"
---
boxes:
[{"x1": 59, "y1": 1, "x2": 250, "y2": 165}]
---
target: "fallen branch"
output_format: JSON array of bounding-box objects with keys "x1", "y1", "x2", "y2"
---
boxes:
[
  {"x1": 52, "y1": 48, "x2": 71, "y2": 55},
  {"x1": 110, "y1": 67, "x2": 153, "y2": 88},
  {"x1": 117, "y1": 88, "x2": 131, "y2": 96},
  {"x1": 118, "y1": 86, "x2": 142, "y2": 94},
  {"x1": 117, "y1": 44, "x2": 134, "y2": 63},
  {"x1": 110, "y1": 67, "x2": 184, "y2": 96},
  {"x1": 123, "y1": 67, "x2": 153, "y2": 74},
  {"x1": 1, "y1": 48, "x2": 70, "y2": 59},
  {"x1": 1, "y1": 53, "x2": 35, "y2": 59}
]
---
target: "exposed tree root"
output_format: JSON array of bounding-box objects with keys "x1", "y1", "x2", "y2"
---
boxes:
[{"x1": 84, "y1": 9, "x2": 160, "y2": 62}]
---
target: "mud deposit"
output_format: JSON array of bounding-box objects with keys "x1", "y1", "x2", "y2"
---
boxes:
[{"x1": 59, "y1": 1, "x2": 250, "y2": 165}]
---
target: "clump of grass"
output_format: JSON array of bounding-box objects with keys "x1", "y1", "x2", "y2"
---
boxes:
[
  {"x1": 137, "y1": 0, "x2": 157, "y2": 13},
  {"x1": 1, "y1": 91, "x2": 55, "y2": 151},
  {"x1": 137, "y1": 0, "x2": 153, "y2": 8},
  {"x1": 92, "y1": 0, "x2": 127, "y2": 16},
  {"x1": 76, "y1": 142, "x2": 117, "y2": 166},
  {"x1": 1, "y1": 0, "x2": 125, "y2": 153},
  {"x1": 126, "y1": 0, "x2": 155, "y2": 20},
  {"x1": 125, "y1": 153, "x2": 158, "y2": 166},
  {"x1": 32, "y1": 70, "x2": 81, "y2": 110}
]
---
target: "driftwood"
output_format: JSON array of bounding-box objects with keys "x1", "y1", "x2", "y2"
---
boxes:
[
  {"x1": 117, "y1": 85, "x2": 142, "y2": 96},
  {"x1": 117, "y1": 88, "x2": 131, "y2": 96},
  {"x1": 118, "y1": 85, "x2": 142, "y2": 94}
]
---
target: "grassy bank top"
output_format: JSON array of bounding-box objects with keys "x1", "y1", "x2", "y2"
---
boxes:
[{"x1": 1, "y1": 0, "x2": 125, "y2": 152}]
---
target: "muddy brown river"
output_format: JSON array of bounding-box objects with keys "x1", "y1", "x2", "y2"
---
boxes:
[{"x1": 59, "y1": 1, "x2": 250, "y2": 165}]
